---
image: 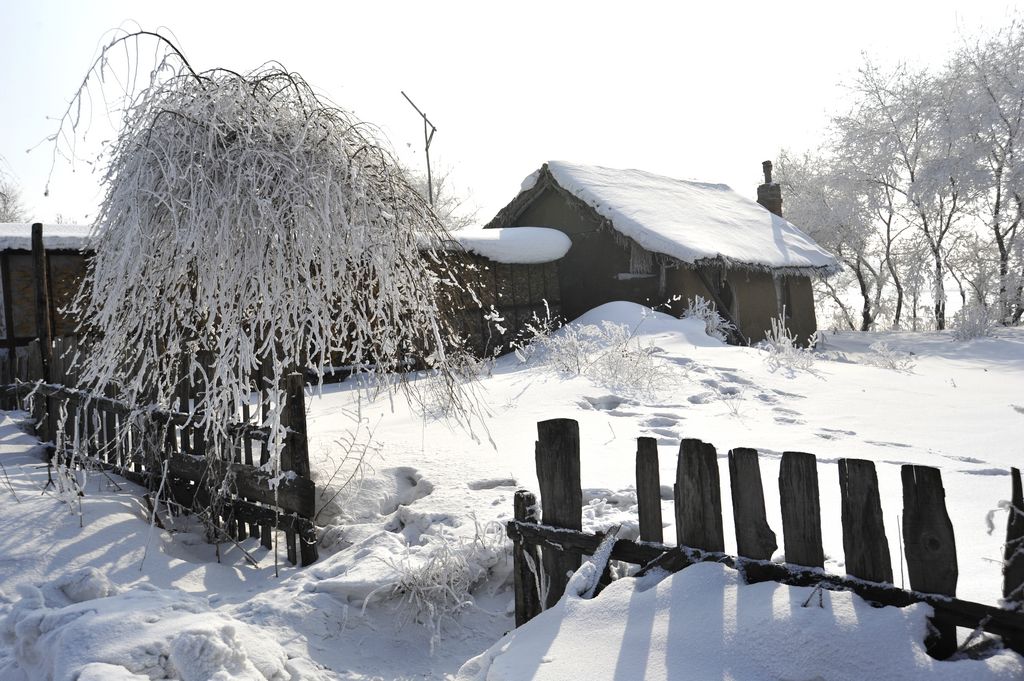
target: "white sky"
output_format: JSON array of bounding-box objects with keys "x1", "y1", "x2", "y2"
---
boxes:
[{"x1": 0, "y1": 0, "x2": 1021, "y2": 225}]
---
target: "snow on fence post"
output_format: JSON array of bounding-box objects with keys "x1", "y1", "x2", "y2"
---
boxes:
[
  {"x1": 839, "y1": 458, "x2": 893, "y2": 584},
  {"x1": 535, "y1": 418, "x2": 583, "y2": 609},
  {"x1": 778, "y1": 451, "x2": 824, "y2": 568},
  {"x1": 674, "y1": 439, "x2": 725, "y2": 552},
  {"x1": 901, "y1": 464, "x2": 958, "y2": 658},
  {"x1": 635, "y1": 436, "x2": 663, "y2": 543},
  {"x1": 728, "y1": 447, "x2": 777, "y2": 561},
  {"x1": 1006, "y1": 468, "x2": 1024, "y2": 607},
  {"x1": 512, "y1": 489, "x2": 542, "y2": 625}
]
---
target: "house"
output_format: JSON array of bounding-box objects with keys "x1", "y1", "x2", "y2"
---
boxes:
[{"x1": 483, "y1": 161, "x2": 839, "y2": 344}]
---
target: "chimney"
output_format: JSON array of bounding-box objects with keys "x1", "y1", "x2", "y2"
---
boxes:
[{"x1": 757, "y1": 160, "x2": 783, "y2": 217}]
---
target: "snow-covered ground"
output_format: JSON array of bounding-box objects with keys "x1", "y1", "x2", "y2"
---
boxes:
[{"x1": 1, "y1": 301, "x2": 1022, "y2": 679}]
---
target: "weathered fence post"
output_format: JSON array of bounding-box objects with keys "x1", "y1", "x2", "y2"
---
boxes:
[
  {"x1": 901, "y1": 464, "x2": 958, "y2": 658},
  {"x1": 839, "y1": 458, "x2": 893, "y2": 584},
  {"x1": 513, "y1": 489, "x2": 542, "y2": 625},
  {"x1": 674, "y1": 439, "x2": 724, "y2": 552},
  {"x1": 535, "y1": 418, "x2": 583, "y2": 608},
  {"x1": 1006, "y1": 467, "x2": 1024, "y2": 605},
  {"x1": 281, "y1": 371, "x2": 317, "y2": 566},
  {"x1": 728, "y1": 447, "x2": 777, "y2": 561},
  {"x1": 779, "y1": 451, "x2": 824, "y2": 568},
  {"x1": 635, "y1": 436, "x2": 663, "y2": 543},
  {"x1": 30, "y1": 224, "x2": 53, "y2": 378}
]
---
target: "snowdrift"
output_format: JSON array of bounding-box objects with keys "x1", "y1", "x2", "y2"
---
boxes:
[
  {"x1": 0, "y1": 568, "x2": 327, "y2": 681},
  {"x1": 458, "y1": 562, "x2": 1024, "y2": 681}
]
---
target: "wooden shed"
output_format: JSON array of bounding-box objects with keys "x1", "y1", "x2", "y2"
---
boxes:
[
  {"x1": 0, "y1": 223, "x2": 90, "y2": 381},
  {"x1": 439, "y1": 227, "x2": 570, "y2": 356},
  {"x1": 484, "y1": 161, "x2": 839, "y2": 344}
]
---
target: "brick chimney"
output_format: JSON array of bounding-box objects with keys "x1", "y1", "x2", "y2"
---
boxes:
[{"x1": 757, "y1": 160, "x2": 783, "y2": 217}]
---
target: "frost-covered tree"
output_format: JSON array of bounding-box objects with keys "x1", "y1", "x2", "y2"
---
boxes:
[
  {"x1": 952, "y1": 23, "x2": 1024, "y2": 323},
  {"x1": 55, "y1": 31, "x2": 475, "y2": 526},
  {"x1": 778, "y1": 151, "x2": 891, "y2": 331},
  {"x1": 0, "y1": 169, "x2": 25, "y2": 222}
]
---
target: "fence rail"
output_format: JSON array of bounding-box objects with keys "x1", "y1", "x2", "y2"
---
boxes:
[
  {"x1": 7, "y1": 337, "x2": 319, "y2": 566},
  {"x1": 510, "y1": 418, "x2": 1024, "y2": 659}
]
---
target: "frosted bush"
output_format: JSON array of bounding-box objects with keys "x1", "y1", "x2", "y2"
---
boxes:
[
  {"x1": 951, "y1": 303, "x2": 997, "y2": 341},
  {"x1": 681, "y1": 295, "x2": 735, "y2": 342},
  {"x1": 862, "y1": 341, "x2": 916, "y2": 372},
  {"x1": 523, "y1": 320, "x2": 665, "y2": 394},
  {"x1": 757, "y1": 315, "x2": 815, "y2": 373},
  {"x1": 388, "y1": 521, "x2": 507, "y2": 653}
]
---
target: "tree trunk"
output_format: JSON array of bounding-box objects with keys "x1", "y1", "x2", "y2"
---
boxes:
[
  {"x1": 854, "y1": 258, "x2": 874, "y2": 332},
  {"x1": 933, "y1": 250, "x2": 946, "y2": 331}
]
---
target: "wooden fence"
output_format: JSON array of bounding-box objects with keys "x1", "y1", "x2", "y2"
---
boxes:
[
  {"x1": 508, "y1": 418, "x2": 1024, "y2": 659},
  {"x1": 6, "y1": 337, "x2": 319, "y2": 566}
]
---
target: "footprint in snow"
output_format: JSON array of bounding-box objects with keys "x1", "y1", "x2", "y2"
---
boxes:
[
  {"x1": 941, "y1": 454, "x2": 985, "y2": 464},
  {"x1": 865, "y1": 440, "x2": 912, "y2": 449},
  {"x1": 960, "y1": 468, "x2": 1010, "y2": 476},
  {"x1": 643, "y1": 416, "x2": 678, "y2": 428},
  {"x1": 1011, "y1": 404, "x2": 1024, "y2": 415},
  {"x1": 687, "y1": 392, "x2": 716, "y2": 405},
  {"x1": 379, "y1": 466, "x2": 434, "y2": 514},
  {"x1": 580, "y1": 395, "x2": 633, "y2": 411},
  {"x1": 774, "y1": 416, "x2": 805, "y2": 425},
  {"x1": 467, "y1": 477, "x2": 517, "y2": 490}
]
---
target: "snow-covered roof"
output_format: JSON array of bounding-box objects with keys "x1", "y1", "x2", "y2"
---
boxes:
[
  {"x1": 501, "y1": 161, "x2": 839, "y2": 274},
  {"x1": 0, "y1": 223, "x2": 93, "y2": 251},
  {"x1": 447, "y1": 227, "x2": 571, "y2": 264}
]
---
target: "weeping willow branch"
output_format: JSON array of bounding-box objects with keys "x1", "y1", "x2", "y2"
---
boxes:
[{"x1": 52, "y1": 30, "x2": 483, "y2": 541}]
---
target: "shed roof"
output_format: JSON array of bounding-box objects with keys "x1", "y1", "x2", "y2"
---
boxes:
[
  {"x1": 0, "y1": 223, "x2": 92, "y2": 251},
  {"x1": 488, "y1": 162, "x2": 839, "y2": 275}
]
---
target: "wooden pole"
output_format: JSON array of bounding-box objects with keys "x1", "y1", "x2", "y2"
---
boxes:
[
  {"x1": 30, "y1": 224, "x2": 52, "y2": 377},
  {"x1": 635, "y1": 436, "x2": 663, "y2": 543},
  {"x1": 535, "y1": 418, "x2": 583, "y2": 608},
  {"x1": 728, "y1": 447, "x2": 777, "y2": 560},
  {"x1": 281, "y1": 371, "x2": 316, "y2": 566},
  {"x1": 674, "y1": 439, "x2": 725, "y2": 552},
  {"x1": 839, "y1": 458, "x2": 893, "y2": 584},
  {"x1": 1005, "y1": 467, "x2": 1024, "y2": 605},
  {"x1": 779, "y1": 451, "x2": 824, "y2": 568},
  {"x1": 513, "y1": 489, "x2": 542, "y2": 625},
  {"x1": 902, "y1": 464, "x2": 958, "y2": 658}
]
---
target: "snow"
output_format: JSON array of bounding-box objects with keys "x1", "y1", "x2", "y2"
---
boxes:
[
  {"x1": 0, "y1": 223, "x2": 92, "y2": 250},
  {"x1": 457, "y1": 562, "x2": 1024, "y2": 680},
  {"x1": 2, "y1": 301, "x2": 1023, "y2": 679},
  {"x1": 448, "y1": 227, "x2": 571, "y2": 264},
  {"x1": 529, "y1": 161, "x2": 840, "y2": 273}
]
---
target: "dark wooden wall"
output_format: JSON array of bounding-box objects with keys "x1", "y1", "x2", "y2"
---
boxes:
[{"x1": 444, "y1": 251, "x2": 562, "y2": 356}]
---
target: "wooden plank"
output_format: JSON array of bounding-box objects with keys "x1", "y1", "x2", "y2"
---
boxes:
[
  {"x1": 30, "y1": 224, "x2": 52, "y2": 378},
  {"x1": 166, "y1": 454, "x2": 315, "y2": 518},
  {"x1": 728, "y1": 447, "x2": 777, "y2": 560},
  {"x1": 1, "y1": 252, "x2": 18, "y2": 391},
  {"x1": 635, "y1": 436, "x2": 663, "y2": 543},
  {"x1": 535, "y1": 418, "x2": 583, "y2": 609},
  {"x1": 505, "y1": 519, "x2": 1024, "y2": 653},
  {"x1": 779, "y1": 451, "x2": 824, "y2": 568},
  {"x1": 1006, "y1": 467, "x2": 1024, "y2": 605},
  {"x1": 901, "y1": 464, "x2": 958, "y2": 658},
  {"x1": 674, "y1": 439, "x2": 724, "y2": 552},
  {"x1": 839, "y1": 458, "x2": 893, "y2": 584},
  {"x1": 513, "y1": 489, "x2": 542, "y2": 624}
]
